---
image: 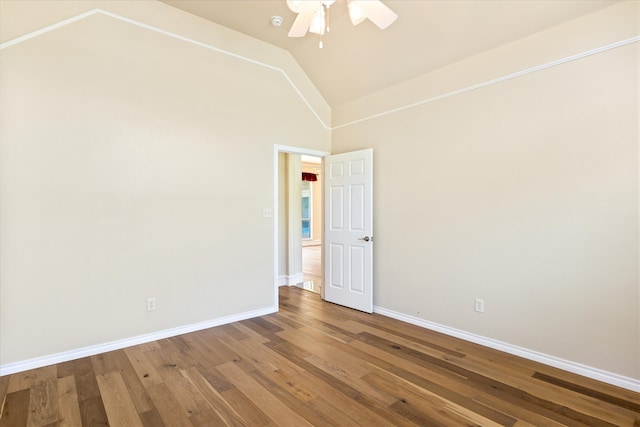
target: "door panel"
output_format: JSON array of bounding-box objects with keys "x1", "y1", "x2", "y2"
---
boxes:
[
  {"x1": 329, "y1": 186, "x2": 344, "y2": 229},
  {"x1": 329, "y1": 243, "x2": 344, "y2": 289},
  {"x1": 350, "y1": 246, "x2": 365, "y2": 293},
  {"x1": 324, "y1": 149, "x2": 373, "y2": 313},
  {"x1": 350, "y1": 184, "x2": 365, "y2": 230}
]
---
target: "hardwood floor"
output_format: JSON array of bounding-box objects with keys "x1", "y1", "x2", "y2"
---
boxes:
[
  {"x1": 1, "y1": 287, "x2": 638, "y2": 426},
  {"x1": 301, "y1": 245, "x2": 322, "y2": 295}
]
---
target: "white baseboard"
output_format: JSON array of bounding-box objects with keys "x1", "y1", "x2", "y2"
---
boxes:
[
  {"x1": 5, "y1": 302, "x2": 636, "y2": 393},
  {"x1": 0, "y1": 305, "x2": 277, "y2": 376},
  {"x1": 373, "y1": 306, "x2": 640, "y2": 393},
  {"x1": 278, "y1": 273, "x2": 304, "y2": 287}
]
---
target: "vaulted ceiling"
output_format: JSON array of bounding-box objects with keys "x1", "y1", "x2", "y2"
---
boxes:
[{"x1": 162, "y1": 0, "x2": 619, "y2": 107}]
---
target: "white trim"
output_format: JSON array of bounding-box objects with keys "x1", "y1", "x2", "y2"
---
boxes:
[
  {"x1": 277, "y1": 273, "x2": 304, "y2": 286},
  {"x1": 1, "y1": 8, "x2": 637, "y2": 132},
  {"x1": 0, "y1": 305, "x2": 276, "y2": 376},
  {"x1": 273, "y1": 145, "x2": 330, "y2": 310},
  {"x1": 0, "y1": 8, "x2": 331, "y2": 130},
  {"x1": 0, "y1": 9, "x2": 102, "y2": 50},
  {"x1": 332, "y1": 36, "x2": 640, "y2": 130},
  {"x1": 274, "y1": 145, "x2": 329, "y2": 157},
  {"x1": 292, "y1": 272, "x2": 304, "y2": 285},
  {"x1": 373, "y1": 306, "x2": 640, "y2": 393}
]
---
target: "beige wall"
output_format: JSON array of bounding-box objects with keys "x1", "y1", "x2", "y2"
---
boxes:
[
  {"x1": 332, "y1": 1, "x2": 639, "y2": 380},
  {"x1": 0, "y1": 1, "x2": 330, "y2": 366},
  {"x1": 1, "y1": 0, "x2": 638, "y2": 386}
]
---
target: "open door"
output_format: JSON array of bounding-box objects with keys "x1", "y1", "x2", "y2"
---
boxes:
[{"x1": 324, "y1": 149, "x2": 373, "y2": 313}]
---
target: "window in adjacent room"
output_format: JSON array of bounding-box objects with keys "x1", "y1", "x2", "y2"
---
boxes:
[{"x1": 302, "y1": 180, "x2": 312, "y2": 239}]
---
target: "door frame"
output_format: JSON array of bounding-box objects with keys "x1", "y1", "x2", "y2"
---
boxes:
[{"x1": 273, "y1": 145, "x2": 330, "y2": 309}]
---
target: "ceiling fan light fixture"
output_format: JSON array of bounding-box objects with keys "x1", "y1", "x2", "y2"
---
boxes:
[
  {"x1": 286, "y1": 0, "x2": 396, "y2": 44},
  {"x1": 286, "y1": 0, "x2": 303, "y2": 13},
  {"x1": 309, "y1": 6, "x2": 326, "y2": 35},
  {"x1": 347, "y1": 1, "x2": 367, "y2": 26}
]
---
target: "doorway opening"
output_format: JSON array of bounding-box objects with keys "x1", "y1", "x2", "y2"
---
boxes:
[
  {"x1": 301, "y1": 155, "x2": 323, "y2": 294},
  {"x1": 273, "y1": 145, "x2": 329, "y2": 308}
]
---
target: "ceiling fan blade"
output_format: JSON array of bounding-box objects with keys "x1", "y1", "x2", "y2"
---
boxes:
[
  {"x1": 353, "y1": 0, "x2": 398, "y2": 29},
  {"x1": 288, "y1": 1, "x2": 321, "y2": 37}
]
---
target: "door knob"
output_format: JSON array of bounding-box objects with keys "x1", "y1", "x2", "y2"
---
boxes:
[{"x1": 358, "y1": 236, "x2": 371, "y2": 242}]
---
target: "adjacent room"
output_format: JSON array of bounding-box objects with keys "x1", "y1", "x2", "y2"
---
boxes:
[{"x1": 0, "y1": 0, "x2": 638, "y2": 425}]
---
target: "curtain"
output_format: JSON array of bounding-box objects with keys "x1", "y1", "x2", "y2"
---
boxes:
[{"x1": 302, "y1": 172, "x2": 318, "y2": 182}]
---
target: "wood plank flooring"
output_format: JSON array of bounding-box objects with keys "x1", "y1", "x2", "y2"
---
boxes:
[
  {"x1": 301, "y1": 245, "x2": 322, "y2": 295},
  {"x1": 1, "y1": 287, "x2": 638, "y2": 426}
]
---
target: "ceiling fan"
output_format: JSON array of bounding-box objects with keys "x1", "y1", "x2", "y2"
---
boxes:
[{"x1": 286, "y1": 0, "x2": 398, "y2": 40}]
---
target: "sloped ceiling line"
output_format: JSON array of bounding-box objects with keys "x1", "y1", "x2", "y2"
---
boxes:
[
  {"x1": 332, "y1": 35, "x2": 640, "y2": 130},
  {"x1": 1, "y1": 9, "x2": 638, "y2": 132},
  {"x1": 0, "y1": 8, "x2": 100, "y2": 50},
  {"x1": 0, "y1": 8, "x2": 331, "y2": 130}
]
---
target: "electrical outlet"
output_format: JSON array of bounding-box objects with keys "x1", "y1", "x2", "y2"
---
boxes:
[
  {"x1": 263, "y1": 208, "x2": 272, "y2": 218},
  {"x1": 147, "y1": 297, "x2": 156, "y2": 312},
  {"x1": 474, "y1": 298, "x2": 484, "y2": 313}
]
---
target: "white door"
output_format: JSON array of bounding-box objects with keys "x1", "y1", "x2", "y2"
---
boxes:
[{"x1": 324, "y1": 149, "x2": 373, "y2": 313}]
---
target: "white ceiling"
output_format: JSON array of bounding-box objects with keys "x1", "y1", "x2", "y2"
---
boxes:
[{"x1": 162, "y1": 0, "x2": 619, "y2": 107}]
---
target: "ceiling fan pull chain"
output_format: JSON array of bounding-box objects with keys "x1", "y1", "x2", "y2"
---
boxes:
[
  {"x1": 320, "y1": 2, "x2": 331, "y2": 49},
  {"x1": 320, "y1": 3, "x2": 327, "y2": 49}
]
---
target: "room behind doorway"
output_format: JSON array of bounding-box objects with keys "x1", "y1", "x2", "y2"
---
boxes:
[{"x1": 301, "y1": 155, "x2": 322, "y2": 294}]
